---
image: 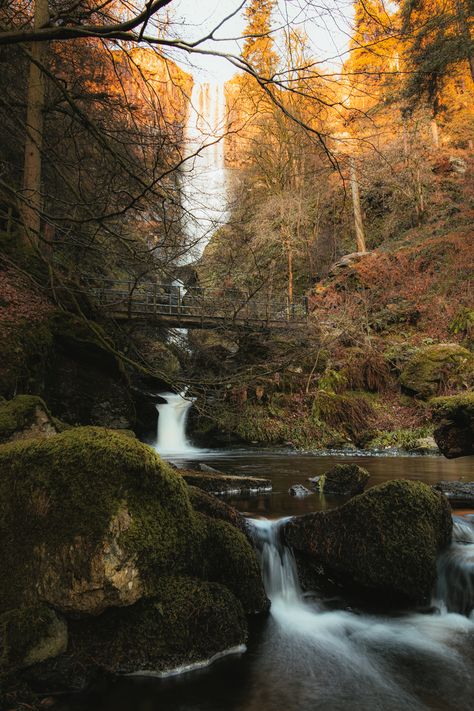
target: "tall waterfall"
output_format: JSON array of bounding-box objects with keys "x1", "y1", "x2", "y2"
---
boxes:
[
  {"x1": 181, "y1": 81, "x2": 228, "y2": 262},
  {"x1": 154, "y1": 392, "x2": 197, "y2": 455}
]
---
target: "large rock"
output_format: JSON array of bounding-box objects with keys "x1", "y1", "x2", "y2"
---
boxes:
[
  {"x1": 399, "y1": 344, "x2": 473, "y2": 399},
  {"x1": 309, "y1": 463, "x2": 369, "y2": 496},
  {"x1": 431, "y1": 393, "x2": 474, "y2": 458},
  {"x1": 0, "y1": 395, "x2": 58, "y2": 444},
  {"x1": 0, "y1": 428, "x2": 267, "y2": 617},
  {"x1": 27, "y1": 578, "x2": 246, "y2": 683},
  {"x1": 284, "y1": 480, "x2": 452, "y2": 604}
]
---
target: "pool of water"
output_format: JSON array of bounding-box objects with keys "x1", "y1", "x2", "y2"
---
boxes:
[{"x1": 168, "y1": 449, "x2": 474, "y2": 517}]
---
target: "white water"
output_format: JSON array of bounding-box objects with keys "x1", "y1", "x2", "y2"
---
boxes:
[
  {"x1": 154, "y1": 391, "x2": 199, "y2": 456},
  {"x1": 247, "y1": 517, "x2": 474, "y2": 711},
  {"x1": 181, "y1": 81, "x2": 228, "y2": 263}
]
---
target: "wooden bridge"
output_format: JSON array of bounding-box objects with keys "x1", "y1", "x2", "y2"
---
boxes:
[{"x1": 85, "y1": 280, "x2": 308, "y2": 330}]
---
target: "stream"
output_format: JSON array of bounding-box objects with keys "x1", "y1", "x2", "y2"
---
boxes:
[{"x1": 59, "y1": 393, "x2": 474, "y2": 711}]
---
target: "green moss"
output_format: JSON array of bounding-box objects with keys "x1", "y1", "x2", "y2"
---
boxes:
[
  {"x1": 368, "y1": 425, "x2": 433, "y2": 451},
  {"x1": 202, "y1": 517, "x2": 269, "y2": 615},
  {"x1": 286, "y1": 480, "x2": 452, "y2": 603},
  {"x1": 0, "y1": 605, "x2": 66, "y2": 670},
  {"x1": 430, "y1": 391, "x2": 474, "y2": 419},
  {"x1": 0, "y1": 427, "x2": 199, "y2": 611},
  {"x1": 399, "y1": 344, "x2": 474, "y2": 399},
  {"x1": 0, "y1": 395, "x2": 53, "y2": 443},
  {"x1": 0, "y1": 319, "x2": 53, "y2": 398},
  {"x1": 67, "y1": 577, "x2": 247, "y2": 674}
]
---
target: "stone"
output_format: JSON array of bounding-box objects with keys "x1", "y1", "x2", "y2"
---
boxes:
[
  {"x1": 0, "y1": 395, "x2": 58, "y2": 444},
  {"x1": 433, "y1": 481, "x2": 474, "y2": 508},
  {"x1": 180, "y1": 469, "x2": 272, "y2": 496},
  {"x1": 399, "y1": 344, "x2": 473, "y2": 399},
  {"x1": 309, "y1": 463, "x2": 369, "y2": 496},
  {"x1": 0, "y1": 606, "x2": 67, "y2": 671},
  {"x1": 408, "y1": 436, "x2": 439, "y2": 455},
  {"x1": 431, "y1": 392, "x2": 474, "y2": 458},
  {"x1": 289, "y1": 484, "x2": 313, "y2": 497},
  {"x1": 284, "y1": 480, "x2": 452, "y2": 604}
]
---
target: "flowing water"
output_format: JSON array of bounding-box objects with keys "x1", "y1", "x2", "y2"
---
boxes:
[
  {"x1": 181, "y1": 81, "x2": 228, "y2": 262},
  {"x1": 154, "y1": 392, "x2": 200, "y2": 456}
]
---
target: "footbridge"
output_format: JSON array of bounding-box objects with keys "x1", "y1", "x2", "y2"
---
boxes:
[{"x1": 85, "y1": 280, "x2": 308, "y2": 330}]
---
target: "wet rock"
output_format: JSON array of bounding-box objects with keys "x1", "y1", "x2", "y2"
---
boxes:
[
  {"x1": 284, "y1": 480, "x2": 452, "y2": 604},
  {"x1": 180, "y1": 469, "x2": 272, "y2": 496},
  {"x1": 433, "y1": 481, "x2": 474, "y2": 508},
  {"x1": 0, "y1": 606, "x2": 67, "y2": 671},
  {"x1": 289, "y1": 484, "x2": 313, "y2": 497},
  {"x1": 407, "y1": 436, "x2": 439, "y2": 455},
  {"x1": 28, "y1": 578, "x2": 246, "y2": 683},
  {"x1": 0, "y1": 395, "x2": 58, "y2": 444},
  {"x1": 431, "y1": 393, "x2": 474, "y2": 458},
  {"x1": 309, "y1": 463, "x2": 369, "y2": 496},
  {"x1": 187, "y1": 486, "x2": 249, "y2": 538},
  {"x1": 399, "y1": 344, "x2": 473, "y2": 399}
]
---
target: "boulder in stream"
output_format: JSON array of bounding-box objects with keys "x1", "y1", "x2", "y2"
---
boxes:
[
  {"x1": 431, "y1": 393, "x2": 474, "y2": 458},
  {"x1": 180, "y1": 469, "x2": 272, "y2": 496},
  {"x1": 289, "y1": 484, "x2": 313, "y2": 497},
  {"x1": 284, "y1": 480, "x2": 452, "y2": 604},
  {"x1": 0, "y1": 427, "x2": 267, "y2": 682},
  {"x1": 309, "y1": 463, "x2": 369, "y2": 496}
]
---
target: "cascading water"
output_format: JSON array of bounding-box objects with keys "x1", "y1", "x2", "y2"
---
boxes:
[
  {"x1": 435, "y1": 514, "x2": 474, "y2": 616},
  {"x1": 154, "y1": 391, "x2": 198, "y2": 456},
  {"x1": 246, "y1": 516, "x2": 474, "y2": 711},
  {"x1": 181, "y1": 80, "x2": 228, "y2": 262}
]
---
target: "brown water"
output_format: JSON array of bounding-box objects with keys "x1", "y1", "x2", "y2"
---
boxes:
[{"x1": 169, "y1": 449, "x2": 474, "y2": 517}]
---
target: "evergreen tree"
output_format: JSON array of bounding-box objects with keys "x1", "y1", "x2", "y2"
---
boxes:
[{"x1": 242, "y1": 0, "x2": 278, "y2": 75}]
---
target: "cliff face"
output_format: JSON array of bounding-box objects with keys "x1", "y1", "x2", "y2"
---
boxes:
[{"x1": 110, "y1": 47, "x2": 193, "y2": 133}]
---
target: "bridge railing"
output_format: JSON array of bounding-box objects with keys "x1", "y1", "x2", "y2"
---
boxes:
[{"x1": 83, "y1": 279, "x2": 308, "y2": 324}]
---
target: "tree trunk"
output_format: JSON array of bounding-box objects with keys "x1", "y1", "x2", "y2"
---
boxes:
[
  {"x1": 22, "y1": 0, "x2": 49, "y2": 246},
  {"x1": 287, "y1": 242, "x2": 293, "y2": 306},
  {"x1": 349, "y1": 156, "x2": 366, "y2": 253},
  {"x1": 430, "y1": 118, "x2": 440, "y2": 149}
]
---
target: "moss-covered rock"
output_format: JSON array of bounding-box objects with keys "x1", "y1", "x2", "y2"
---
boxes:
[
  {"x1": 187, "y1": 485, "x2": 249, "y2": 538},
  {"x1": 284, "y1": 480, "x2": 452, "y2": 604},
  {"x1": 27, "y1": 577, "x2": 246, "y2": 682},
  {"x1": 431, "y1": 392, "x2": 474, "y2": 458},
  {"x1": 0, "y1": 427, "x2": 200, "y2": 614},
  {"x1": 399, "y1": 344, "x2": 473, "y2": 399},
  {"x1": 0, "y1": 395, "x2": 57, "y2": 444},
  {"x1": 181, "y1": 469, "x2": 271, "y2": 496},
  {"x1": 310, "y1": 463, "x2": 369, "y2": 496},
  {"x1": 0, "y1": 605, "x2": 67, "y2": 671},
  {"x1": 202, "y1": 517, "x2": 270, "y2": 615}
]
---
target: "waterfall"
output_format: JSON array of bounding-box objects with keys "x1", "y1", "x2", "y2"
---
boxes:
[
  {"x1": 154, "y1": 391, "x2": 198, "y2": 455},
  {"x1": 181, "y1": 80, "x2": 228, "y2": 262},
  {"x1": 246, "y1": 516, "x2": 474, "y2": 710},
  {"x1": 434, "y1": 515, "x2": 474, "y2": 616}
]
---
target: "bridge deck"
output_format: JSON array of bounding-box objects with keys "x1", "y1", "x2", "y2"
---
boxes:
[{"x1": 86, "y1": 281, "x2": 308, "y2": 330}]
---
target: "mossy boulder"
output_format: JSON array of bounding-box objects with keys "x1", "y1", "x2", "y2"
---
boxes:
[
  {"x1": 310, "y1": 463, "x2": 369, "y2": 496},
  {"x1": 399, "y1": 344, "x2": 473, "y2": 399},
  {"x1": 201, "y1": 518, "x2": 270, "y2": 615},
  {"x1": 26, "y1": 577, "x2": 246, "y2": 682},
  {"x1": 431, "y1": 392, "x2": 474, "y2": 458},
  {"x1": 0, "y1": 427, "x2": 201, "y2": 614},
  {"x1": 1, "y1": 605, "x2": 67, "y2": 671},
  {"x1": 284, "y1": 480, "x2": 452, "y2": 604},
  {"x1": 0, "y1": 395, "x2": 58, "y2": 444},
  {"x1": 188, "y1": 485, "x2": 249, "y2": 538}
]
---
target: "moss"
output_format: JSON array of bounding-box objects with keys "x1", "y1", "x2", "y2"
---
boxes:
[
  {"x1": 430, "y1": 391, "x2": 474, "y2": 419},
  {"x1": 0, "y1": 605, "x2": 66, "y2": 670},
  {"x1": 65, "y1": 577, "x2": 247, "y2": 674},
  {"x1": 368, "y1": 425, "x2": 434, "y2": 451},
  {"x1": 399, "y1": 344, "x2": 474, "y2": 399},
  {"x1": 312, "y1": 391, "x2": 375, "y2": 441},
  {"x1": 0, "y1": 395, "x2": 53, "y2": 443},
  {"x1": 0, "y1": 427, "x2": 199, "y2": 611},
  {"x1": 201, "y1": 517, "x2": 269, "y2": 615},
  {"x1": 285, "y1": 480, "x2": 452, "y2": 603}
]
